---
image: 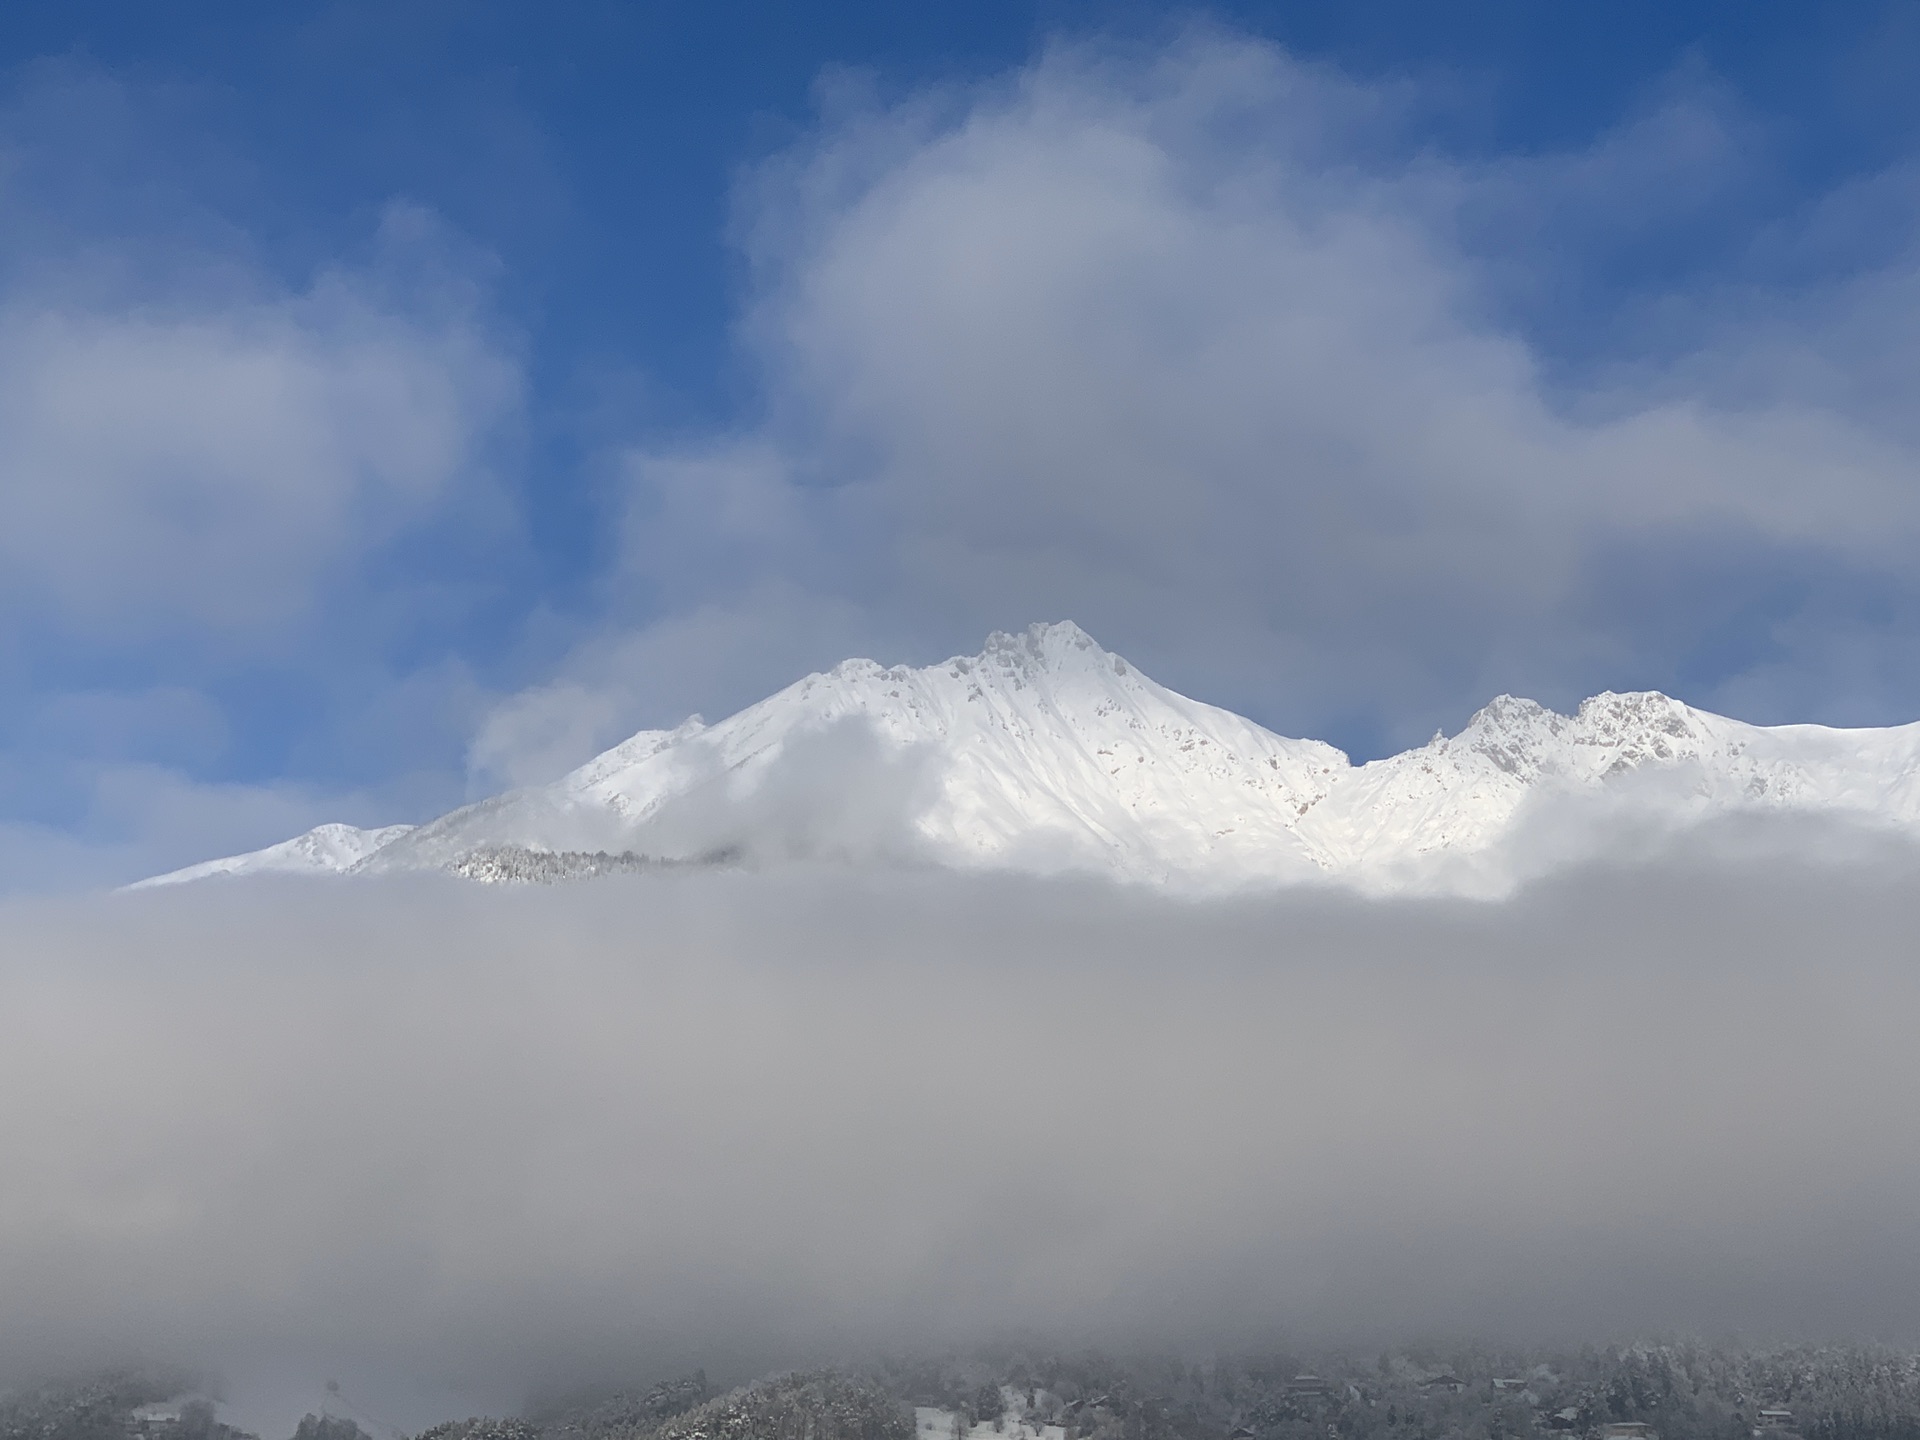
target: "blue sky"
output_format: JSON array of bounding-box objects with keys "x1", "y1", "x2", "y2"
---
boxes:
[{"x1": 5, "y1": 0, "x2": 1920, "y2": 887}]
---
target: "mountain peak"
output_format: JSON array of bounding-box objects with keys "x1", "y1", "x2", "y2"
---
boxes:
[
  {"x1": 1459, "y1": 694, "x2": 1558, "y2": 737},
  {"x1": 126, "y1": 626, "x2": 1920, "y2": 895},
  {"x1": 973, "y1": 620, "x2": 1112, "y2": 677},
  {"x1": 1435, "y1": 695, "x2": 1565, "y2": 781},
  {"x1": 1573, "y1": 689, "x2": 1700, "y2": 737}
]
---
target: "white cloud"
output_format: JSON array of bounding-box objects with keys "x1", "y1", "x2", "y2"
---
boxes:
[
  {"x1": 498, "y1": 31, "x2": 1920, "y2": 764},
  {"x1": 0, "y1": 203, "x2": 519, "y2": 643}
]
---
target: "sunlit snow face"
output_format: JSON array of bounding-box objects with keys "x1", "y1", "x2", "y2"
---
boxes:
[{"x1": 177, "y1": 626, "x2": 1920, "y2": 899}]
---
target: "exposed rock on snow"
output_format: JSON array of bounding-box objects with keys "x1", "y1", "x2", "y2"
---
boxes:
[{"x1": 445, "y1": 846, "x2": 734, "y2": 884}]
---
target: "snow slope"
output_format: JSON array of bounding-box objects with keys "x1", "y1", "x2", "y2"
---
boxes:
[
  {"x1": 1294, "y1": 689, "x2": 1920, "y2": 884},
  {"x1": 133, "y1": 623, "x2": 1920, "y2": 891},
  {"x1": 361, "y1": 620, "x2": 1346, "y2": 882},
  {"x1": 129, "y1": 822, "x2": 416, "y2": 888}
]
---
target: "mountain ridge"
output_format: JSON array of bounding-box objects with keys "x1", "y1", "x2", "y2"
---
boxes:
[{"x1": 130, "y1": 622, "x2": 1920, "y2": 893}]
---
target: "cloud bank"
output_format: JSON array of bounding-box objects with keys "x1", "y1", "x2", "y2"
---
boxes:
[
  {"x1": 493, "y1": 31, "x2": 1920, "y2": 784},
  {"x1": 6, "y1": 852, "x2": 1920, "y2": 1428}
]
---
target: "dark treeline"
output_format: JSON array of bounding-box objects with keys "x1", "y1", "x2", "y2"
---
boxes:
[
  {"x1": 856, "y1": 1344, "x2": 1920, "y2": 1440},
  {"x1": 14, "y1": 1347, "x2": 1920, "y2": 1440}
]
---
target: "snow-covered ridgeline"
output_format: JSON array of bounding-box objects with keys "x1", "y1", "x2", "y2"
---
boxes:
[
  {"x1": 125, "y1": 822, "x2": 416, "y2": 889},
  {"x1": 130, "y1": 622, "x2": 1920, "y2": 891}
]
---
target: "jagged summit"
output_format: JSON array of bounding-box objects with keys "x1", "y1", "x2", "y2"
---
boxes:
[
  {"x1": 348, "y1": 617, "x2": 1350, "y2": 882},
  {"x1": 965, "y1": 619, "x2": 1130, "y2": 678},
  {"x1": 131, "y1": 624, "x2": 1920, "y2": 893}
]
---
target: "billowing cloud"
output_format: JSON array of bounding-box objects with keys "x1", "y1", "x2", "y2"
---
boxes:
[
  {"x1": 491, "y1": 31, "x2": 1920, "y2": 782},
  {"x1": 3, "y1": 851, "x2": 1920, "y2": 1432},
  {"x1": 0, "y1": 201, "x2": 517, "y2": 643},
  {"x1": 0, "y1": 64, "x2": 522, "y2": 886}
]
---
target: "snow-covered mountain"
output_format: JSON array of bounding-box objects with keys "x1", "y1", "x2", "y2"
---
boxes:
[
  {"x1": 127, "y1": 821, "x2": 416, "y2": 888},
  {"x1": 132, "y1": 622, "x2": 1920, "y2": 892}
]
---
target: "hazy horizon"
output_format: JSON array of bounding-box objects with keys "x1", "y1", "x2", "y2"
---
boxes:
[{"x1": 8, "y1": 838, "x2": 1920, "y2": 1430}]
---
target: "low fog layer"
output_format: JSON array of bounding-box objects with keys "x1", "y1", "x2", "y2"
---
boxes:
[{"x1": 5, "y1": 845, "x2": 1920, "y2": 1426}]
